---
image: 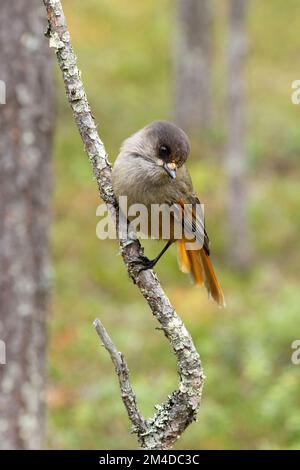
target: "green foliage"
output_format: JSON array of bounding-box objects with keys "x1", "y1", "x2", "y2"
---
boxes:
[{"x1": 48, "y1": 0, "x2": 300, "y2": 449}]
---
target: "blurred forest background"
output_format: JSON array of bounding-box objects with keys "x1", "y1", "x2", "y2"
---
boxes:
[{"x1": 1, "y1": 0, "x2": 300, "y2": 450}]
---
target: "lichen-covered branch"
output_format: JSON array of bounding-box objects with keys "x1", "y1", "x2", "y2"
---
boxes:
[
  {"x1": 43, "y1": 0, "x2": 204, "y2": 450},
  {"x1": 93, "y1": 319, "x2": 146, "y2": 434}
]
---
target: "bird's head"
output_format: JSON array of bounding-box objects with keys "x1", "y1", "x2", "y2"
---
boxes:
[{"x1": 122, "y1": 121, "x2": 190, "y2": 181}]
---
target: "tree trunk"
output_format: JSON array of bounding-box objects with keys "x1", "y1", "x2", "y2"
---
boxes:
[
  {"x1": 0, "y1": 0, "x2": 54, "y2": 449},
  {"x1": 174, "y1": 0, "x2": 212, "y2": 134},
  {"x1": 225, "y1": 0, "x2": 250, "y2": 270}
]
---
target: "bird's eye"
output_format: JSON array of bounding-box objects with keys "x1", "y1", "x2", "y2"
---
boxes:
[{"x1": 159, "y1": 145, "x2": 171, "y2": 158}]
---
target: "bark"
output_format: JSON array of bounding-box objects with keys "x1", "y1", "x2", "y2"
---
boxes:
[
  {"x1": 225, "y1": 0, "x2": 250, "y2": 270},
  {"x1": 174, "y1": 0, "x2": 212, "y2": 133},
  {"x1": 0, "y1": 0, "x2": 54, "y2": 449},
  {"x1": 43, "y1": 0, "x2": 204, "y2": 450}
]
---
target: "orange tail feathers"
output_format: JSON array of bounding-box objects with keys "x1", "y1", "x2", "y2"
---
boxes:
[{"x1": 177, "y1": 240, "x2": 225, "y2": 307}]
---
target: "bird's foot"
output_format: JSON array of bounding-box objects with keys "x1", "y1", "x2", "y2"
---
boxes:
[{"x1": 130, "y1": 255, "x2": 157, "y2": 273}]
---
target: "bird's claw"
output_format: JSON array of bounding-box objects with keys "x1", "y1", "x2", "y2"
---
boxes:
[{"x1": 130, "y1": 255, "x2": 156, "y2": 273}]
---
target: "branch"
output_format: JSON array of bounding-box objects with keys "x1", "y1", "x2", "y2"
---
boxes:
[
  {"x1": 93, "y1": 319, "x2": 146, "y2": 434},
  {"x1": 43, "y1": 0, "x2": 204, "y2": 450}
]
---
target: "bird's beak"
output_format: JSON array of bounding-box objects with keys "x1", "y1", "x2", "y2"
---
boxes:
[{"x1": 163, "y1": 162, "x2": 177, "y2": 179}]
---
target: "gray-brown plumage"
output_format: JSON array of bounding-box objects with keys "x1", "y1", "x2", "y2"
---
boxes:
[{"x1": 112, "y1": 121, "x2": 225, "y2": 306}]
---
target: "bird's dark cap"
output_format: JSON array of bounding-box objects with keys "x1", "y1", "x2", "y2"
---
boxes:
[{"x1": 144, "y1": 120, "x2": 190, "y2": 166}]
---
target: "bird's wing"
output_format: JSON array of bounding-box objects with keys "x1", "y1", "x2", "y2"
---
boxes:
[
  {"x1": 163, "y1": 165, "x2": 210, "y2": 253},
  {"x1": 166, "y1": 192, "x2": 209, "y2": 254},
  {"x1": 178, "y1": 194, "x2": 210, "y2": 255}
]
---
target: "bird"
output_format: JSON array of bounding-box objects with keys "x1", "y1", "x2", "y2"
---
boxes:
[{"x1": 112, "y1": 120, "x2": 225, "y2": 307}]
